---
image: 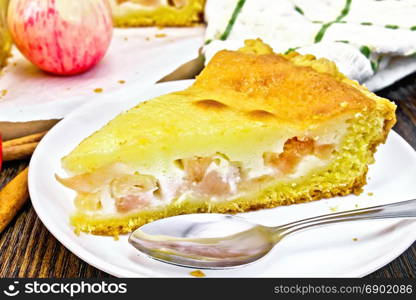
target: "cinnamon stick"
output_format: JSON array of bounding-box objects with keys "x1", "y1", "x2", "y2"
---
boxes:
[
  {"x1": 2, "y1": 131, "x2": 47, "y2": 148},
  {"x1": 0, "y1": 167, "x2": 29, "y2": 233},
  {"x1": 3, "y1": 142, "x2": 39, "y2": 161},
  {"x1": 2, "y1": 131, "x2": 47, "y2": 161}
]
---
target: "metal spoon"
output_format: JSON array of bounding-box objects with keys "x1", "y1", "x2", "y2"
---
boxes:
[{"x1": 129, "y1": 199, "x2": 416, "y2": 269}]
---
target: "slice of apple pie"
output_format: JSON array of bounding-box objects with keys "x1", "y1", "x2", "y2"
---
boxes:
[
  {"x1": 109, "y1": 0, "x2": 205, "y2": 27},
  {"x1": 58, "y1": 39, "x2": 396, "y2": 236}
]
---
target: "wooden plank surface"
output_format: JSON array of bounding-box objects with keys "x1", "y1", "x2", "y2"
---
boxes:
[{"x1": 0, "y1": 73, "x2": 416, "y2": 278}]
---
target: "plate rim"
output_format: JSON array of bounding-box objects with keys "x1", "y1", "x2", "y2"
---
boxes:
[{"x1": 28, "y1": 80, "x2": 416, "y2": 278}]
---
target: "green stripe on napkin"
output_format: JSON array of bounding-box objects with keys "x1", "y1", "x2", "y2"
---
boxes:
[
  {"x1": 219, "y1": 0, "x2": 247, "y2": 41},
  {"x1": 295, "y1": 6, "x2": 304, "y2": 15},
  {"x1": 315, "y1": 0, "x2": 352, "y2": 43},
  {"x1": 359, "y1": 46, "x2": 371, "y2": 58}
]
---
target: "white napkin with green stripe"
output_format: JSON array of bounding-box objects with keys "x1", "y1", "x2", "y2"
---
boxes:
[{"x1": 204, "y1": 0, "x2": 416, "y2": 91}]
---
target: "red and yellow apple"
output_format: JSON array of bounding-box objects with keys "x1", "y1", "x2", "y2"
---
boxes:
[{"x1": 8, "y1": 0, "x2": 113, "y2": 75}]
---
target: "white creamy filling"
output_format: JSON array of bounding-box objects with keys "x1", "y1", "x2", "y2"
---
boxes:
[
  {"x1": 140, "y1": 187, "x2": 160, "y2": 204},
  {"x1": 100, "y1": 187, "x2": 117, "y2": 214},
  {"x1": 156, "y1": 168, "x2": 185, "y2": 202},
  {"x1": 246, "y1": 155, "x2": 329, "y2": 181},
  {"x1": 288, "y1": 155, "x2": 328, "y2": 179}
]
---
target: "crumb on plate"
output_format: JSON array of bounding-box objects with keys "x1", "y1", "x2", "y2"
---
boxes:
[
  {"x1": 94, "y1": 88, "x2": 103, "y2": 93},
  {"x1": 155, "y1": 33, "x2": 167, "y2": 38},
  {"x1": 329, "y1": 205, "x2": 339, "y2": 212},
  {"x1": 118, "y1": 80, "x2": 126, "y2": 84}
]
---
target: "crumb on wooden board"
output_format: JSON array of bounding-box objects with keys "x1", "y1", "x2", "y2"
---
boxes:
[{"x1": 190, "y1": 270, "x2": 206, "y2": 277}]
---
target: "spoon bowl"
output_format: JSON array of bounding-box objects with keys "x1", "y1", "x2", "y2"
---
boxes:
[{"x1": 128, "y1": 214, "x2": 276, "y2": 269}]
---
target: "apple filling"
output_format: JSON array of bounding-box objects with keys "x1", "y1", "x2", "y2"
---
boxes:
[
  {"x1": 178, "y1": 154, "x2": 242, "y2": 197},
  {"x1": 59, "y1": 136, "x2": 336, "y2": 215},
  {"x1": 111, "y1": 174, "x2": 159, "y2": 213},
  {"x1": 264, "y1": 137, "x2": 335, "y2": 176}
]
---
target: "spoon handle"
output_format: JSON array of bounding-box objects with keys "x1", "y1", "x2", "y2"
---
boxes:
[{"x1": 271, "y1": 199, "x2": 416, "y2": 238}]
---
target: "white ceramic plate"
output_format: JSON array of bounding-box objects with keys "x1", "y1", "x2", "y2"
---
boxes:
[{"x1": 29, "y1": 80, "x2": 416, "y2": 278}]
